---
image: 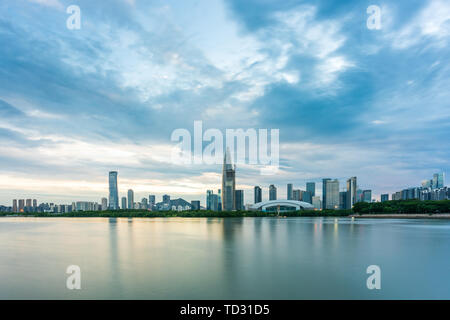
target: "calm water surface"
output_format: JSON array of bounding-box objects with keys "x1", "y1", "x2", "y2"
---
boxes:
[{"x1": 0, "y1": 217, "x2": 449, "y2": 299}]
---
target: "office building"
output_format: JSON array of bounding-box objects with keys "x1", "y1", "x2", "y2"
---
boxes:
[
  {"x1": 293, "y1": 189, "x2": 300, "y2": 201},
  {"x1": 108, "y1": 171, "x2": 119, "y2": 210},
  {"x1": 19, "y1": 199, "x2": 25, "y2": 212},
  {"x1": 324, "y1": 179, "x2": 339, "y2": 209},
  {"x1": 126, "y1": 189, "x2": 133, "y2": 209},
  {"x1": 322, "y1": 178, "x2": 331, "y2": 209},
  {"x1": 206, "y1": 190, "x2": 219, "y2": 211},
  {"x1": 346, "y1": 176, "x2": 357, "y2": 209},
  {"x1": 287, "y1": 183, "x2": 293, "y2": 200},
  {"x1": 235, "y1": 190, "x2": 244, "y2": 211},
  {"x1": 101, "y1": 197, "x2": 108, "y2": 210},
  {"x1": 222, "y1": 149, "x2": 236, "y2": 211},
  {"x1": 163, "y1": 194, "x2": 170, "y2": 204},
  {"x1": 312, "y1": 196, "x2": 322, "y2": 210},
  {"x1": 269, "y1": 184, "x2": 277, "y2": 201},
  {"x1": 217, "y1": 189, "x2": 222, "y2": 211},
  {"x1": 191, "y1": 201, "x2": 200, "y2": 210},
  {"x1": 149, "y1": 195, "x2": 156, "y2": 207},
  {"x1": 362, "y1": 190, "x2": 372, "y2": 203},
  {"x1": 121, "y1": 197, "x2": 126, "y2": 210},
  {"x1": 254, "y1": 186, "x2": 262, "y2": 204},
  {"x1": 339, "y1": 191, "x2": 347, "y2": 210},
  {"x1": 306, "y1": 182, "x2": 316, "y2": 197}
]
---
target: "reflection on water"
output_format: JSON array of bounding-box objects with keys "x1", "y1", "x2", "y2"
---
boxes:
[{"x1": 0, "y1": 217, "x2": 449, "y2": 299}]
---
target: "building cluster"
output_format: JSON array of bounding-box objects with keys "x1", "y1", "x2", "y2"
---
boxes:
[
  {"x1": 380, "y1": 173, "x2": 449, "y2": 202},
  {"x1": 1, "y1": 159, "x2": 447, "y2": 214}
]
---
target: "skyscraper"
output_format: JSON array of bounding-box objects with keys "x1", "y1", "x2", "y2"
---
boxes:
[
  {"x1": 12, "y1": 199, "x2": 17, "y2": 213},
  {"x1": 222, "y1": 148, "x2": 236, "y2": 211},
  {"x1": 206, "y1": 190, "x2": 219, "y2": 211},
  {"x1": 269, "y1": 184, "x2": 277, "y2": 201},
  {"x1": 287, "y1": 183, "x2": 293, "y2": 200},
  {"x1": 121, "y1": 197, "x2": 127, "y2": 210},
  {"x1": 339, "y1": 191, "x2": 347, "y2": 210},
  {"x1": 322, "y1": 178, "x2": 331, "y2": 209},
  {"x1": 324, "y1": 179, "x2": 339, "y2": 209},
  {"x1": 306, "y1": 182, "x2": 315, "y2": 197},
  {"x1": 437, "y1": 172, "x2": 445, "y2": 188},
  {"x1": 32, "y1": 199, "x2": 37, "y2": 208},
  {"x1": 18, "y1": 199, "x2": 24, "y2": 212},
  {"x1": 108, "y1": 171, "x2": 119, "y2": 210},
  {"x1": 346, "y1": 176, "x2": 357, "y2": 209},
  {"x1": 163, "y1": 194, "x2": 170, "y2": 204},
  {"x1": 235, "y1": 190, "x2": 244, "y2": 211},
  {"x1": 363, "y1": 190, "x2": 372, "y2": 203},
  {"x1": 127, "y1": 189, "x2": 134, "y2": 209},
  {"x1": 101, "y1": 197, "x2": 108, "y2": 210},
  {"x1": 191, "y1": 201, "x2": 200, "y2": 210},
  {"x1": 149, "y1": 195, "x2": 156, "y2": 207},
  {"x1": 254, "y1": 186, "x2": 262, "y2": 204}
]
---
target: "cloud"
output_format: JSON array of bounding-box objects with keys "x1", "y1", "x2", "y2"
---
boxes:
[{"x1": 28, "y1": 0, "x2": 64, "y2": 10}]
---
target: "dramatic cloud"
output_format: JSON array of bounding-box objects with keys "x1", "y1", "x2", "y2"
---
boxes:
[{"x1": 0, "y1": 0, "x2": 449, "y2": 205}]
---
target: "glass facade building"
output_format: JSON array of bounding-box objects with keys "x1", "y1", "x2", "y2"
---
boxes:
[{"x1": 108, "y1": 171, "x2": 119, "y2": 210}]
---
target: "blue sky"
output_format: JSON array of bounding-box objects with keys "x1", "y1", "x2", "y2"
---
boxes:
[{"x1": 0, "y1": 0, "x2": 449, "y2": 205}]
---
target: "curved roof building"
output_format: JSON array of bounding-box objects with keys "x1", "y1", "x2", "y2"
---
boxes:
[{"x1": 250, "y1": 200, "x2": 314, "y2": 213}]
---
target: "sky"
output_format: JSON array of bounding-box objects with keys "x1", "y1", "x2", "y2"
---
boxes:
[{"x1": 0, "y1": 0, "x2": 449, "y2": 205}]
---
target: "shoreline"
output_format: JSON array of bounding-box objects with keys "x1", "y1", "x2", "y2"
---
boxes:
[
  {"x1": 351, "y1": 214, "x2": 450, "y2": 219},
  {"x1": 2, "y1": 213, "x2": 450, "y2": 219}
]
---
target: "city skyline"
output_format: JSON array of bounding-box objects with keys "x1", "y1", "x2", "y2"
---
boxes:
[
  {"x1": 2, "y1": 168, "x2": 447, "y2": 210},
  {"x1": 0, "y1": 1, "x2": 449, "y2": 205}
]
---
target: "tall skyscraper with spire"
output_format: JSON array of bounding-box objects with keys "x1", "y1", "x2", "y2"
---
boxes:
[{"x1": 222, "y1": 148, "x2": 236, "y2": 211}]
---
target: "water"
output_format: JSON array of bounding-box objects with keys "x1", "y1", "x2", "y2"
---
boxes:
[{"x1": 0, "y1": 217, "x2": 449, "y2": 299}]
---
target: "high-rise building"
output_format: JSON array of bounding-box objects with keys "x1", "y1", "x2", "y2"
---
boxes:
[
  {"x1": 26, "y1": 199, "x2": 32, "y2": 208},
  {"x1": 18, "y1": 199, "x2": 25, "y2": 212},
  {"x1": 437, "y1": 172, "x2": 445, "y2": 188},
  {"x1": 191, "y1": 201, "x2": 200, "y2": 210},
  {"x1": 121, "y1": 197, "x2": 127, "y2": 210},
  {"x1": 269, "y1": 184, "x2": 277, "y2": 201},
  {"x1": 306, "y1": 182, "x2": 316, "y2": 197},
  {"x1": 101, "y1": 197, "x2": 108, "y2": 210},
  {"x1": 32, "y1": 199, "x2": 37, "y2": 208},
  {"x1": 322, "y1": 178, "x2": 331, "y2": 209},
  {"x1": 339, "y1": 191, "x2": 347, "y2": 210},
  {"x1": 356, "y1": 189, "x2": 363, "y2": 202},
  {"x1": 149, "y1": 195, "x2": 156, "y2": 207},
  {"x1": 287, "y1": 183, "x2": 293, "y2": 200},
  {"x1": 293, "y1": 189, "x2": 300, "y2": 201},
  {"x1": 346, "y1": 176, "x2": 357, "y2": 209},
  {"x1": 206, "y1": 190, "x2": 219, "y2": 211},
  {"x1": 381, "y1": 194, "x2": 389, "y2": 202},
  {"x1": 127, "y1": 189, "x2": 134, "y2": 209},
  {"x1": 362, "y1": 190, "x2": 372, "y2": 203},
  {"x1": 324, "y1": 179, "x2": 339, "y2": 209},
  {"x1": 312, "y1": 196, "x2": 322, "y2": 210},
  {"x1": 302, "y1": 190, "x2": 312, "y2": 204},
  {"x1": 235, "y1": 190, "x2": 244, "y2": 211},
  {"x1": 108, "y1": 171, "x2": 119, "y2": 210},
  {"x1": 12, "y1": 199, "x2": 17, "y2": 213},
  {"x1": 163, "y1": 194, "x2": 170, "y2": 204},
  {"x1": 222, "y1": 148, "x2": 236, "y2": 211},
  {"x1": 254, "y1": 186, "x2": 262, "y2": 204},
  {"x1": 217, "y1": 189, "x2": 222, "y2": 211}
]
